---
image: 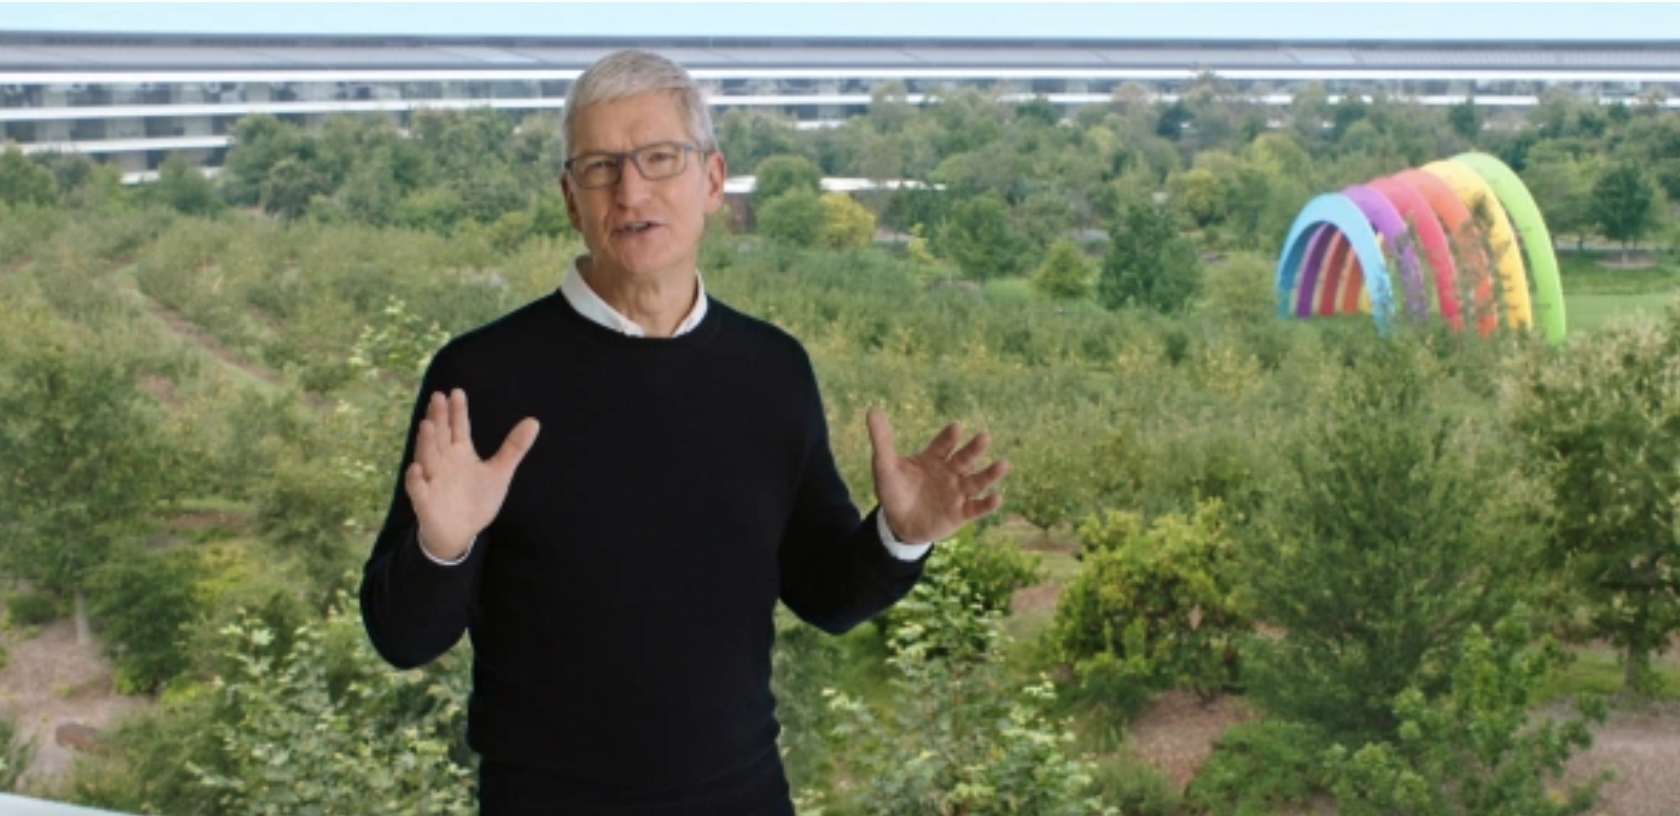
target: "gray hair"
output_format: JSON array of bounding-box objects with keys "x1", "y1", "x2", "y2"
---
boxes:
[{"x1": 562, "y1": 50, "x2": 717, "y2": 156}]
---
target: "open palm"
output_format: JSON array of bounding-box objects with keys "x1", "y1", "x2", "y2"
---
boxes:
[
  {"x1": 405, "y1": 389, "x2": 540, "y2": 561},
  {"x1": 867, "y1": 409, "x2": 1009, "y2": 544}
]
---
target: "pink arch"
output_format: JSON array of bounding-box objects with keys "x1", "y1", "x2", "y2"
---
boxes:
[
  {"x1": 1368, "y1": 175, "x2": 1463, "y2": 331},
  {"x1": 1394, "y1": 169, "x2": 1497, "y2": 336}
]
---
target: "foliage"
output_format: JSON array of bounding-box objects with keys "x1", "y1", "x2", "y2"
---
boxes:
[
  {"x1": 187, "y1": 596, "x2": 474, "y2": 816},
  {"x1": 753, "y1": 153, "x2": 824, "y2": 205},
  {"x1": 91, "y1": 544, "x2": 209, "y2": 693},
  {"x1": 935, "y1": 191, "x2": 1032, "y2": 281},
  {"x1": 0, "y1": 713, "x2": 34, "y2": 793},
  {"x1": 1240, "y1": 336, "x2": 1532, "y2": 747},
  {"x1": 5, "y1": 590, "x2": 58, "y2": 627},
  {"x1": 1030, "y1": 239, "x2": 1096, "y2": 301},
  {"x1": 1052, "y1": 503, "x2": 1248, "y2": 702},
  {"x1": 1327, "y1": 610, "x2": 1608, "y2": 816},
  {"x1": 825, "y1": 542, "x2": 1111, "y2": 816},
  {"x1": 1592, "y1": 161, "x2": 1658, "y2": 256},
  {"x1": 0, "y1": 144, "x2": 58, "y2": 208},
  {"x1": 819, "y1": 192, "x2": 876, "y2": 250},
  {"x1": 0, "y1": 318, "x2": 179, "y2": 637},
  {"x1": 875, "y1": 524, "x2": 1044, "y2": 654},
  {"x1": 1508, "y1": 301, "x2": 1680, "y2": 696},
  {"x1": 1183, "y1": 720, "x2": 1328, "y2": 816},
  {"x1": 771, "y1": 604, "x2": 846, "y2": 794},
  {"x1": 756, "y1": 188, "x2": 826, "y2": 248},
  {"x1": 150, "y1": 154, "x2": 223, "y2": 217},
  {"x1": 1098, "y1": 200, "x2": 1200, "y2": 314}
]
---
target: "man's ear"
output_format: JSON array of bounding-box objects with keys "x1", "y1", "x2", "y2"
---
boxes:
[
  {"x1": 560, "y1": 174, "x2": 583, "y2": 231},
  {"x1": 702, "y1": 149, "x2": 727, "y2": 213}
]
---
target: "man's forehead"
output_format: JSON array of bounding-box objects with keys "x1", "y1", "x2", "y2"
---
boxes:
[{"x1": 568, "y1": 91, "x2": 692, "y2": 151}]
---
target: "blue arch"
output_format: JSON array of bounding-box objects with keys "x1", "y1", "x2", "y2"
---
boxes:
[{"x1": 1275, "y1": 192, "x2": 1397, "y2": 333}]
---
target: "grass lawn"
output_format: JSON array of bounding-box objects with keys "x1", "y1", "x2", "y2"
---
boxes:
[
  {"x1": 1536, "y1": 645, "x2": 1680, "y2": 705},
  {"x1": 1563, "y1": 291, "x2": 1676, "y2": 332}
]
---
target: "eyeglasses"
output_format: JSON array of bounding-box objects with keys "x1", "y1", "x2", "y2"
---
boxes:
[{"x1": 564, "y1": 142, "x2": 701, "y2": 189}]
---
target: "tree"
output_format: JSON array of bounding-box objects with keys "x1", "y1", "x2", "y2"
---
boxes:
[
  {"x1": 755, "y1": 188, "x2": 826, "y2": 248},
  {"x1": 1446, "y1": 97, "x2": 1483, "y2": 143},
  {"x1": 0, "y1": 144, "x2": 57, "y2": 207},
  {"x1": 935, "y1": 191, "x2": 1031, "y2": 281},
  {"x1": 0, "y1": 325, "x2": 176, "y2": 645},
  {"x1": 819, "y1": 192, "x2": 876, "y2": 250},
  {"x1": 1509, "y1": 305, "x2": 1680, "y2": 696},
  {"x1": 92, "y1": 545, "x2": 207, "y2": 693},
  {"x1": 1097, "y1": 200, "x2": 1200, "y2": 314},
  {"x1": 1327, "y1": 611, "x2": 1607, "y2": 816},
  {"x1": 1520, "y1": 141, "x2": 1595, "y2": 250},
  {"x1": 1051, "y1": 503, "x2": 1248, "y2": 703},
  {"x1": 1240, "y1": 338, "x2": 1531, "y2": 746},
  {"x1": 1030, "y1": 239, "x2": 1095, "y2": 301},
  {"x1": 153, "y1": 154, "x2": 222, "y2": 217},
  {"x1": 752, "y1": 153, "x2": 823, "y2": 207},
  {"x1": 261, "y1": 155, "x2": 332, "y2": 221},
  {"x1": 1593, "y1": 161, "x2": 1658, "y2": 262}
]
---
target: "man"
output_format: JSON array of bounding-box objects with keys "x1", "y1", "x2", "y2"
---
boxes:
[{"x1": 360, "y1": 49, "x2": 1007, "y2": 815}]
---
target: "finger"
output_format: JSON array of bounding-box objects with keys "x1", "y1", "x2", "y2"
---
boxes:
[
  {"x1": 947, "y1": 430, "x2": 992, "y2": 473},
  {"x1": 414, "y1": 417, "x2": 439, "y2": 476},
  {"x1": 866, "y1": 409, "x2": 898, "y2": 464},
  {"x1": 425, "y1": 392, "x2": 449, "y2": 460},
  {"x1": 960, "y1": 458, "x2": 1009, "y2": 497},
  {"x1": 965, "y1": 492, "x2": 1003, "y2": 519},
  {"x1": 488, "y1": 418, "x2": 541, "y2": 478},
  {"x1": 404, "y1": 461, "x2": 430, "y2": 504},
  {"x1": 450, "y1": 389, "x2": 472, "y2": 449},
  {"x1": 923, "y1": 421, "x2": 962, "y2": 460}
]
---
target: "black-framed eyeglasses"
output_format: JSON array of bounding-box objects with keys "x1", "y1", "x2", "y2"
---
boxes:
[{"x1": 564, "y1": 142, "x2": 701, "y2": 189}]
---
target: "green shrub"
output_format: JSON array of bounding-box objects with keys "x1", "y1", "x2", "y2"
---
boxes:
[
  {"x1": 0, "y1": 712, "x2": 34, "y2": 793},
  {"x1": 1052, "y1": 502, "x2": 1247, "y2": 701},
  {"x1": 1183, "y1": 720, "x2": 1327, "y2": 816},
  {"x1": 6, "y1": 591, "x2": 58, "y2": 627},
  {"x1": 1089, "y1": 758, "x2": 1179, "y2": 816},
  {"x1": 874, "y1": 523, "x2": 1043, "y2": 651},
  {"x1": 92, "y1": 544, "x2": 208, "y2": 693}
]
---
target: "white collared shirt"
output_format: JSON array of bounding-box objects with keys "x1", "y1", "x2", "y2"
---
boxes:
[{"x1": 420, "y1": 257, "x2": 932, "y2": 565}]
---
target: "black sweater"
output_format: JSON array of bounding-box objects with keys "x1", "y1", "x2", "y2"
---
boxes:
[{"x1": 358, "y1": 292, "x2": 927, "y2": 788}]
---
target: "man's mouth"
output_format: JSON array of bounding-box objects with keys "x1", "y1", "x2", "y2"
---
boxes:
[{"x1": 618, "y1": 221, "x2": 656, "y2": 234}]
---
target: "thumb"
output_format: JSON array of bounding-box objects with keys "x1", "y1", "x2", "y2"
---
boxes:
[
  {"x1": 488, "y1": 418, "x2": 540, "y2": 478},
  {"x1": 866, "y1": 409, "x2": 896, "y2": 466}
]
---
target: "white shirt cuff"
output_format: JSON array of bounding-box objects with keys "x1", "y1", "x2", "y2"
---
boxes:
[
  {"x1": 418, "y1": 532, "x2": 475, "y2": 566},
  {"x1": 877, "y1": 511, "x2": 933, "y2": 561}
]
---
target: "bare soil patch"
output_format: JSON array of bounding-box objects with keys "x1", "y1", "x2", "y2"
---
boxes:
[
  {"x1": 1559, "y1": 701, "x2": 1680, "y2": 816},
  {"x1": 0, "y1": 620, "x2": 148, "y2": 792},
  {"x1": 1124, "y1": 690, "x2": 1257, "y2": 791}
]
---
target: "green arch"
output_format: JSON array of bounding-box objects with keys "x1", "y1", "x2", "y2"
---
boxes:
[{"x1": 1449, "y1": 152, "x2": 1567, "y2": 344}]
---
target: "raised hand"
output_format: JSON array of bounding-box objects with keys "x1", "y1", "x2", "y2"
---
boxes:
[
  {"x1": 405, "y1": 389, "x2": 540, "y2": 561},
  {"x1": 866, "y1": 409, "x2": 1009, "y2": 545}
]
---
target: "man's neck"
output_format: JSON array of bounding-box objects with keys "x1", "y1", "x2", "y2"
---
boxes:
[{"x1": 577, "y1": 256, "x2": 698, "y2": 338}]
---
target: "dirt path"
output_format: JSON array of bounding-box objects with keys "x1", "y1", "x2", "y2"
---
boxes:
[
  {"x1": 1561, "y1": 701, "x2": 1680, "y2": 816},
  {"x1": 0, "y1": 620, "x2": 148, "y2": 793},
  {"x1": 142, "y1": 298, "x2": 281, "y2": 385}
]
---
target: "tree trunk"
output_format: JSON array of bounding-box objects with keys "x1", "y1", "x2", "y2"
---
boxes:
[
  {"x1": 75, "y1": 590, "x2": 91, "y2": 646},
  {"x1": 1624, "y1": 643, "x2": 1642, "y2": 700},
  {"x1": 1623, "y1": 242, "x2": 1630, "y2": 265}
]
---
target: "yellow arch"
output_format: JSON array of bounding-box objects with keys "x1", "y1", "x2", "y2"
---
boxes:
[{"x1": 1421, "y1": 160, "x2": 1533, "y2": 331}]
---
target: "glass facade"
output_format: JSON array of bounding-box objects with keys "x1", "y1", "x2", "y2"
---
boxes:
[{"x1": 4, "y1": 35, "x2": 1680, "y2": 179}]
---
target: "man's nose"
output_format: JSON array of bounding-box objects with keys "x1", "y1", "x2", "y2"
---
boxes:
[{"x1": 614, "y1": 160, "x2": 654, "y2": 205}]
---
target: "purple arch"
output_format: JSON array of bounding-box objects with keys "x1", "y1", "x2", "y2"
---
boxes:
[
  {"x1": 1342, "y1": 184, "x2": 1428, "y2": 320},
  {"x1": 1294, "y1": 224, "x2": 1334, "y2": 317}
]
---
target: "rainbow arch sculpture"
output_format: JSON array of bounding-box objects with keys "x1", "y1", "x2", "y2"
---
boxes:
[{"x1": 1274, "y1": 151, "x2": 1566, "y2": 344}]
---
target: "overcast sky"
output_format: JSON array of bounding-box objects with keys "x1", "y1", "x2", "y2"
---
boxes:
[{"x1": 1, "y1": 2, "x2": 1675, "y2": 41}]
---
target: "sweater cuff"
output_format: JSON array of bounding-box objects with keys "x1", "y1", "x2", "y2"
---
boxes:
[
  {"x1": 877, "y1": 511, "x2": 933, "y2": 561},
  {"x1": 863, "y1": 507, "x2": 931, "y2": 578}
]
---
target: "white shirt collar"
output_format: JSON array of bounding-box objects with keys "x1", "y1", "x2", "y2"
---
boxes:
[{"x1": 559, "y1": 256, "x2": 708, "y2": 338}]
